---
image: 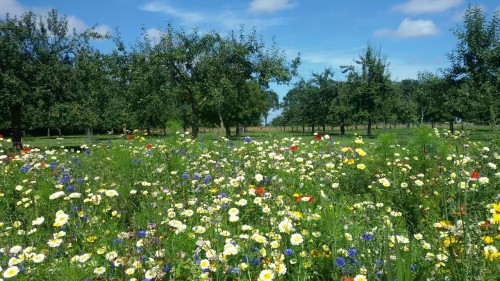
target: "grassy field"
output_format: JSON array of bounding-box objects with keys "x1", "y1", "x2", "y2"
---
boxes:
[
  {"x1": 0, "y1": 125, "x2": 498, "y2": 280},
  {"x1": 20, "y1": 124, "x2": 499, "y2": 149}
]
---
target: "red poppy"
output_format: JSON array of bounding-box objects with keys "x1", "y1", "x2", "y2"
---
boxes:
[
  {"x1": 0, "y1": 134, "x2": 3, "y2": 138},
  {"x1": 255, "y1": 187, "x2": 264, "y2": 195},
  {"x1": 127, "y1": 135, "x2": 132, "y2": 140},
  {"x1": 290, "y1": 145, "x2": 297, "y2": 151},
  {"x1": 295, "y1": 195, "x2": 301, "y2": 202},
  {"x1": 145, "y1": 144, "x2": 152, "y2": 149},
  {"x1": 41, "y1": 161, "x2": 46, "y2": 167},
  {"x1": 23, "y1": 147, "x2": 31, "y2": 153},
  {"x1": 344, "y1": 278, "x2": 354, "y2": 281},
  {"x1": 315, "y1": 134, "x2": 322, "y2": 140},
  {"x1": 470, "y1": 171, "x2": 479, "y2": 179}
]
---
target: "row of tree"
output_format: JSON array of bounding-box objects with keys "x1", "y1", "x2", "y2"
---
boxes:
[
  {"x1": 274, "y1": 5, "x2": 499, "y2": 136},
  {"x1": 0, "y1": 10, "x2": 299, "y2": 147},
  {"x1": 0, "y1": 5, "x2": 498, "y2": 148}
]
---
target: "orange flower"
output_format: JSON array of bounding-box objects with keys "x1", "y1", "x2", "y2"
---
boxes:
[
  {"x1": 255, "y1": 187, "x2": 264, "y2": 195},
  {"x1": 145, "y1": 144, "x2": 152, "y2": 149}
]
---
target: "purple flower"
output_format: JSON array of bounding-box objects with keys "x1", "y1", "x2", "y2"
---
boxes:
[
  {"x1": 361, "y1": 233, "x2": 373, "y2": 241},
  {"x1": 347, "y1": 248, "x2": 357, "y2": 258},
  {"x1": 162, "y1": 264, "x2": 170, "y2": 272},
  {"x1": 335, "y1": 257, "x2": 346, "y2": 267},
  {"x1": 202, "y1": 175, "x2": 211, "y2": 183}
]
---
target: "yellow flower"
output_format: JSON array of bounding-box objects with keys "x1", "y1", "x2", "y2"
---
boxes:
[
  {"x1": 86, "y1": 236, "x2": 97, "y2": 243},
  {"x1": 491, "y1": 203, "x2": 500, "y2": 213},
  {"x1": 356, "y1": 163, "x2": 366, "y2": 170},
  {"x1": 442, "y1": 236, "x2": 457, "y2": 247},
  {"x1": 493, "y1": 213, "x2": 500, "y2": 224},
  {"x1": 482, "y1": 236, "x2": 494, "y2": 244}
]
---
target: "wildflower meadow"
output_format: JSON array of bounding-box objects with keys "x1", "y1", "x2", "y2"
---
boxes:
[{"x1": 0, "y1": 127, "x2": 499, "y2": 281}]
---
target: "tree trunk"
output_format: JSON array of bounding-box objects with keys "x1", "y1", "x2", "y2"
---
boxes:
[
  {"x1": 225, "y1": 125, "x2": 231, "y2": 138},
  {"x1": 47, "y1": 128, "x2": 51, "y2": 137},
  {"x1": 86, "y1": 128, "x2": 93, "y2": 143},
  {"x1": 449, "y1": 119, "x2": 454, "y2": 134},
  {"x1": 191, "y1": 99, "x2": 199, "y2": 139},
  {"x1": 322, "y1": 124, "x2": 326, "y2": 133},
  {"x1": 340, "y1": 118, "x2": 345, "y2": 135},
  {"x1": 236, "y1": 125, "x2": 240, "y2": 137},
  {"x1": 11, "y1": 104, "x2": 23, "y2": 149},
  {"x1": 367, "y1": 115, "x2": 372, "y2": 136}
]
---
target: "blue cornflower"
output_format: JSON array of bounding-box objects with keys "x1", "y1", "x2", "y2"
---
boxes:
[
  {"x1": 335, "y1": 257, "x2": 346, "y2": 267},
  {"x1": 193, "y1": 173, "x2": 200, "y2": 179},
  {"x1": 347, "y1": 248, "x2": 357, "y2": 258},
  {"x1": 244, "y1": 136, "x2": 252, "y2": 143},
  {"x1": 162, "y1": 264, "x2": 170, "y2": 272},
  {"x1": 284, "y1": 248, "x2": 294, "y2": 255},
  {"x1": 137, "y1": 230, "x2": 147, "y2": 237},
  {"x1": 19, "y1": 165, "x2": 31, "y2": 172},
  {"x1": 182, "y1": 173, "x2": 189, "y2": 179},
  {"x1": 202, "y1": 175, "x2": 211, "y2": 183},
  {"x1": 112, "y1": 238, "x2": 122, "y2": 245},
  {"x1": 361, "y1": 233, "x2": 373, "y2": 241}
]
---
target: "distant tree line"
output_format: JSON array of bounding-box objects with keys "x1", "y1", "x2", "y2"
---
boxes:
[
  {"x1": 0, "y1": 5, "x2": 498, "y2": 148},
  {"x1": 0, "y1": 10, "x2": 299, "y2": 147},
  {"x1": 274, "y1": 5, "x2": 499, "y2": 136}
]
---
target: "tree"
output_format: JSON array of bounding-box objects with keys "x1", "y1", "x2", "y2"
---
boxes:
[
  {"x1": 311, "y1": 68, "x2": 337, "y2": 133},
  {"x1": 343, "y1": 43, "x2": 392, "y2": 135},
  {"x1": 0, "y1": 10, "x2": 75, "y2": 148},
  {"x1": 447, "y1": 4, "x2": 499, "y2": 126},
  {"x1": 332, "y1": 81, "x2": 354, "y2": 135},
  {"x1": 160, "y1": 26, "x2": 298, "y2": 138}
]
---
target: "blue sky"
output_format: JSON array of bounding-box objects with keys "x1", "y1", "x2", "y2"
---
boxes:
[{"x1": 1, "y1": 0, "x2": 498, "y2": 107}]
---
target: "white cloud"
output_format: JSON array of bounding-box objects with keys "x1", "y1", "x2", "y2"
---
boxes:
[
  {"x1": 1, "y1": 0, "x2": 110, "y2": 36},
  {"x1": 0, "y1": 0, "x2": 25, "y2": 17},
  {"x1": 393, "y1": 0, "x2": 463, "y2": 14},
  {"x1": 143, "y1": 28, "x2": 163, "y2": 44},
  {"x1": 374, "y1": 18, "x2": 440, "y2": 38},
  {"x1": 140, "y1": 2, "x2": 205, "y2": 26},
  {"x1": 248, "y1": 0, "x2": 296, "y2": 14},
  {"x1": 140, "y1": 1, "x2": 289, "y2": 33},
  {"x1": 59, "y1": 15, "x2": 110, "y2": 36},
  {"x1": 66, "y1": 15, "x2": 88, "y2": 33},
  {"x1": 215, "y1": 10, "x2": 288, "y2": 31},
  {"x1": 92, "y1": 25, "x2": 112, "y2": 37}
]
